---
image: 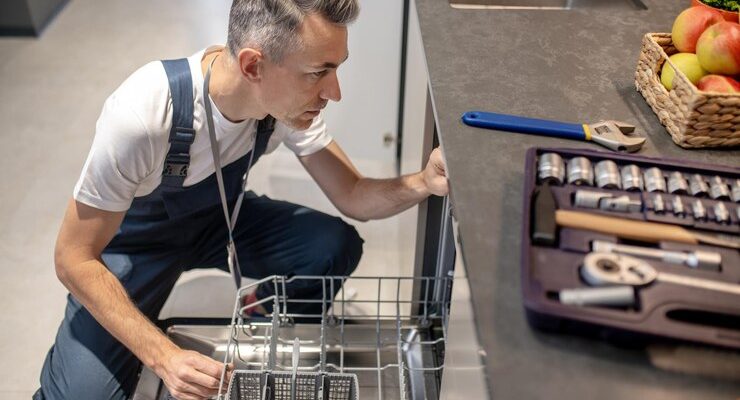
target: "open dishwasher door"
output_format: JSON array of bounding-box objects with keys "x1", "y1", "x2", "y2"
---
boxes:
[
  {"x1": 437, "y1": 217, "x2": 489, "y2": 399},
  {"x1": 412, "y1": 194, "x2": 489, "y2": 400}
]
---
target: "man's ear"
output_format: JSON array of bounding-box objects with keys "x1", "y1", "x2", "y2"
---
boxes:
[{"x1": 237, "y1": 48, "x2": 263, "y2": 82}]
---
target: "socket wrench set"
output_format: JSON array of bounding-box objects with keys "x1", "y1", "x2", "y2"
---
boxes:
[{"x1": 521, "y1": 147, "x2": 740, "y2": 349}]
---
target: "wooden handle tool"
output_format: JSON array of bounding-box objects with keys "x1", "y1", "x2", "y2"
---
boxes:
[{"x1": 555, "y1": 209, "x2": 740, "y2": 249}]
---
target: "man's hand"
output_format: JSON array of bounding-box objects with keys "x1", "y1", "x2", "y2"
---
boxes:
[
  {"x1": 55, "y1": 200, "x2": 233, "y2": 399},
  {"x1": 155, "y1": 348, "x2": 231, "y2": 400},
  {"x1": 422, "y1": 147, "x2": 449, "y2": 196},
  {"x1": 300, "y1": 141, "x2": 450, "y2": 220}
]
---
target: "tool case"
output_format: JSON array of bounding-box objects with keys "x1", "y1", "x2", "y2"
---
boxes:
[{"x1": 521, "y1": 147, "x2": 740, "y2": 349}]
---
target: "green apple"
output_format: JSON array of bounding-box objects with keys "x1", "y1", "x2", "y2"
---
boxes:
[{"x1": 660, "y1": 53, "x2": 708, "y2": 90}]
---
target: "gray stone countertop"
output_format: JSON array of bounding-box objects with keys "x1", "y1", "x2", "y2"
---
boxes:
[{"x1": 414, "y1": 0, "x2": 740, "y2": 398}]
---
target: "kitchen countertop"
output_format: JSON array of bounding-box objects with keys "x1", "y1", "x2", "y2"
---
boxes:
[{"x1": 414, "y1": 0, "x2": 740, "y2": 398}]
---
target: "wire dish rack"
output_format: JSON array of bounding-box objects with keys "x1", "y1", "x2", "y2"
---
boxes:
[
  {"x1": 217, "y1": 275, "x2": 453, "y2": 400},
  {"x1": 225, "y1": 337, "x2": 359, "y2": 400}
]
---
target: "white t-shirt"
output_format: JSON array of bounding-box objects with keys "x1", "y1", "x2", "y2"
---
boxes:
[{"x1": 73, "y1": 46, "x2": 332, "y2": 212}]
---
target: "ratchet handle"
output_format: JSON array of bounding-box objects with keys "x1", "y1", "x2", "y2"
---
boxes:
[{"x1": 462, "y1": 111, "x2": 587, "y2": 141}]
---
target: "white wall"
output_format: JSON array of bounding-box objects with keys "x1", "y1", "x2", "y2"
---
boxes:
[
  {"x1": 256, "y1": 0, "x2": 403, "y2": 184},
  {"x1": 324, "y1": 0, "x2": 403, "y2": 174}
]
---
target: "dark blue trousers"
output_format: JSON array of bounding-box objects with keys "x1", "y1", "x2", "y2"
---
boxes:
[{"x1": 36, "y1": 193, "x2": 363, "y2": 400}]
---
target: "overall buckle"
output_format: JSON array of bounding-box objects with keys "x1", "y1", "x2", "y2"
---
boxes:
[{"x1": 163, "y1": 153, "x2": 190, "y2": 177}]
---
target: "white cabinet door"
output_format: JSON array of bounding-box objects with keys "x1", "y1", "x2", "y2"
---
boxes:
[
  {"x1": 322, "y1": 0, "x2": 403, "y2": 177},
  {"x1": 250, "y1": 0, "x2": 404, "y2": 207}
]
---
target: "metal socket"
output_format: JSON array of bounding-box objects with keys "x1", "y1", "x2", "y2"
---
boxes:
[
  {"x1": 574, "y1": 190, "x2": 641, "y2": 212},
  {"x1": 573, "y1": 190, "x2": 642, "y2": 212},
  {"x1": 692, "y1": 200, "x2": 707, "y2": 220},
  {"x1": 709, "y1": 176, "x2": 730, "y2": 200},
  {"x1": 643, "y1": 167, "x2": 666, "y2": 193},
  {"x1": 602, "y1": 196, "x2": 642, "y2": 212},
  {"x1": 537, "y1": 153, "x2": 566, "y2": 185},
  {"x1": 714, "y1": 202, "x2": 730, "y2": 224},
  {"x1": 672, "y1": 196, "x2": 685, "y2": 216},
  {"x1": 667, "y1": 171, "x2": 688, "y2": 194},
  {"x1": 620, "y1": 165, "x2": 643, "y2": 191},
  {"x1": 689, "y1": 174, "x2": 709, "y2": 197},
  {"x1": 566, "y1": 157, "x2": 593, "y2": 186},
  {"x1": 652, "y1": 193, "x2": 665, "y2": 213},
  {"x1": 559, "y1": 286, "x2": 635, "y2": 307},
  {"x1": 574, "y1": 190, "x2": 604, "y2": 209},
  {"x1": 594, "y1": 160, "x2": 621, "y2": 189},
  {"x1": 573, "y1": 190, "x2": 600, "y2": 208}
]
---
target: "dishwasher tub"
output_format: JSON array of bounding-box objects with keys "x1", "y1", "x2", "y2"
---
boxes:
[{"x1": 133, "y1": 275, "x2": 452, "y2": 400}]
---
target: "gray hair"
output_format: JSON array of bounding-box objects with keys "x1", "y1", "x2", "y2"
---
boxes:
[{"x1": 227, "y1": 0, "x2": 359, "y2": 63}]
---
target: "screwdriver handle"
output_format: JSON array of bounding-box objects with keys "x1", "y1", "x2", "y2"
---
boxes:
[{"x1": 462, "y1": 111, "x2": 587, "y2": 141}]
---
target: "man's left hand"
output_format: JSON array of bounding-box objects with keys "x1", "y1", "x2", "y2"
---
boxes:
[{"x1": 422, "y1": 147, "x2": 449, "y2": 196}]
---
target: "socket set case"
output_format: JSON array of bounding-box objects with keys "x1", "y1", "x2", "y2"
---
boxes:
[{"x1": 521, "y1": 147, "x2": 740, "y2": 349}]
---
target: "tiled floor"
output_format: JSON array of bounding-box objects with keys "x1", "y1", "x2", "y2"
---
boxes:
[{"x1": 0, "y1": 1, "x2": 415, "y2": 397}]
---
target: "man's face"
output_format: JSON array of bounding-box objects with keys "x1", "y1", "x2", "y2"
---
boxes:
[{"x1": 259, "y1": 13, "x2": 348, "y2": 130}]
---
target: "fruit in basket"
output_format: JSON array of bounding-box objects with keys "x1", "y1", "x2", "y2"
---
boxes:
[
  {"x1": 691, "y1": 0, "x2": 740, "y2": 22},
  {"x1": 696, "y1": 21, "x2": 740, "y2": 75},
  {"x1": 672, "y1": 7, "x2": 725, "y2": 52},
  {"x1": 660, "y1": 53, "x2": 708, "y2": 90},
  {"x1": 696, "y1": 74, "x2": 740, "y2": 92}
]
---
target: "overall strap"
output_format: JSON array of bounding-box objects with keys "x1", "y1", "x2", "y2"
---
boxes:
[
  {"x1": 254, "y1": 115, "x2": 276, "y2": 157},
  {"x1": 160, "y1": 58, "x2": 196, "y2": 188},
  {"x1": 228, "y1": 115, "x2": 275, "y2": 231}
]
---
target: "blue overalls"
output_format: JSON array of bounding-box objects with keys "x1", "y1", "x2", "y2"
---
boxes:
[{"x1": 36, "y1": 58, "x2": 363, "y2": 400}]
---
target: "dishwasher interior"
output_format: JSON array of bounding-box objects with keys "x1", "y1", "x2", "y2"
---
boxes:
[
  {"x1": 134, "y1": 196, "x2": 457, "y2": 400},
  {"x1": 223, "y1": 275, "x2": 451, "y2": 400},
  {"x1": 133, "y1": 273, "x2": 452, "y2": 400}
]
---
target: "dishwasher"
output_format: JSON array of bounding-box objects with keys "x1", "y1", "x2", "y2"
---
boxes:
[{"x1": 133, "y1": 196, "x2": 458, "y2": 400}]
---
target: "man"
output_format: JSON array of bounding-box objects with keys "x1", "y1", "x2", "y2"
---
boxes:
[{"x1": 36, "y1": 0, "x2": 448, "y2": 399}]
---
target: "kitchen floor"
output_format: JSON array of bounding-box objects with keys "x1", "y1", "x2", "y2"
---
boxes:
[{"x1": 0, "y1": 1, "x2": 415, "y2": 398}]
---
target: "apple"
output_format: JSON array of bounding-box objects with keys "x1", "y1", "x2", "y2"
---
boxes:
[
  {"x1": 696, "y1": 21, "x2": 740, "y2": 76},
  {"x1": 696, "y1": 74, "x2": 740, "y2": 92},
  {"x1": 672, "y1": 7, "x2": 725, "y2": 53},
  {"x1": 661, "y1": 53, "x2": 708, "y2": 90}
]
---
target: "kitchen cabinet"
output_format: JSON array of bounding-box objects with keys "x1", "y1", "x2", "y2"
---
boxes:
[
  {"x1": 0, "y1": 0, "x2": 68, "y2": 36},
  {"x1": 323, "y1": 0, "x2": 403, "y2": 175}
]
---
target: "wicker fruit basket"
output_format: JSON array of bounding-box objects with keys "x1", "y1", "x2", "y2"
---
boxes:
[{"x1": 635, "y1": 32, "x2": 740, "y2": 148}]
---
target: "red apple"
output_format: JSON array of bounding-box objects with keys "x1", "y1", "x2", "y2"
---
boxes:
[
  {"x1": 672, "y1": 7, "x2": 725, "y2": 53},
  {"x1": 696, "y1": 21, "x2": 740, "y2": 76},
  {"x1": 696, "y1": 74, "x2": 740, "y2": 93}
]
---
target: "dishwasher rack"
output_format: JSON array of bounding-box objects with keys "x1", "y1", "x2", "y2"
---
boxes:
[{"x1": 217, "y1": 275, "x2": 453, "y2": 400}]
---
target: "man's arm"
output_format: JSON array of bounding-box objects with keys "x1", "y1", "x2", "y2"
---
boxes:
[
  {"x1": 299, "y1": 141, "x2": 449, "y2": 221},
  {"x1": 55, "y1": 199, "x2": 227, "y2": 400}
]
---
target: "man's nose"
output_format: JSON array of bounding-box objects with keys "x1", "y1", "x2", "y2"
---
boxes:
[{"x1": 320, "y1": 70, "x2": 341, "y2": 102}]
